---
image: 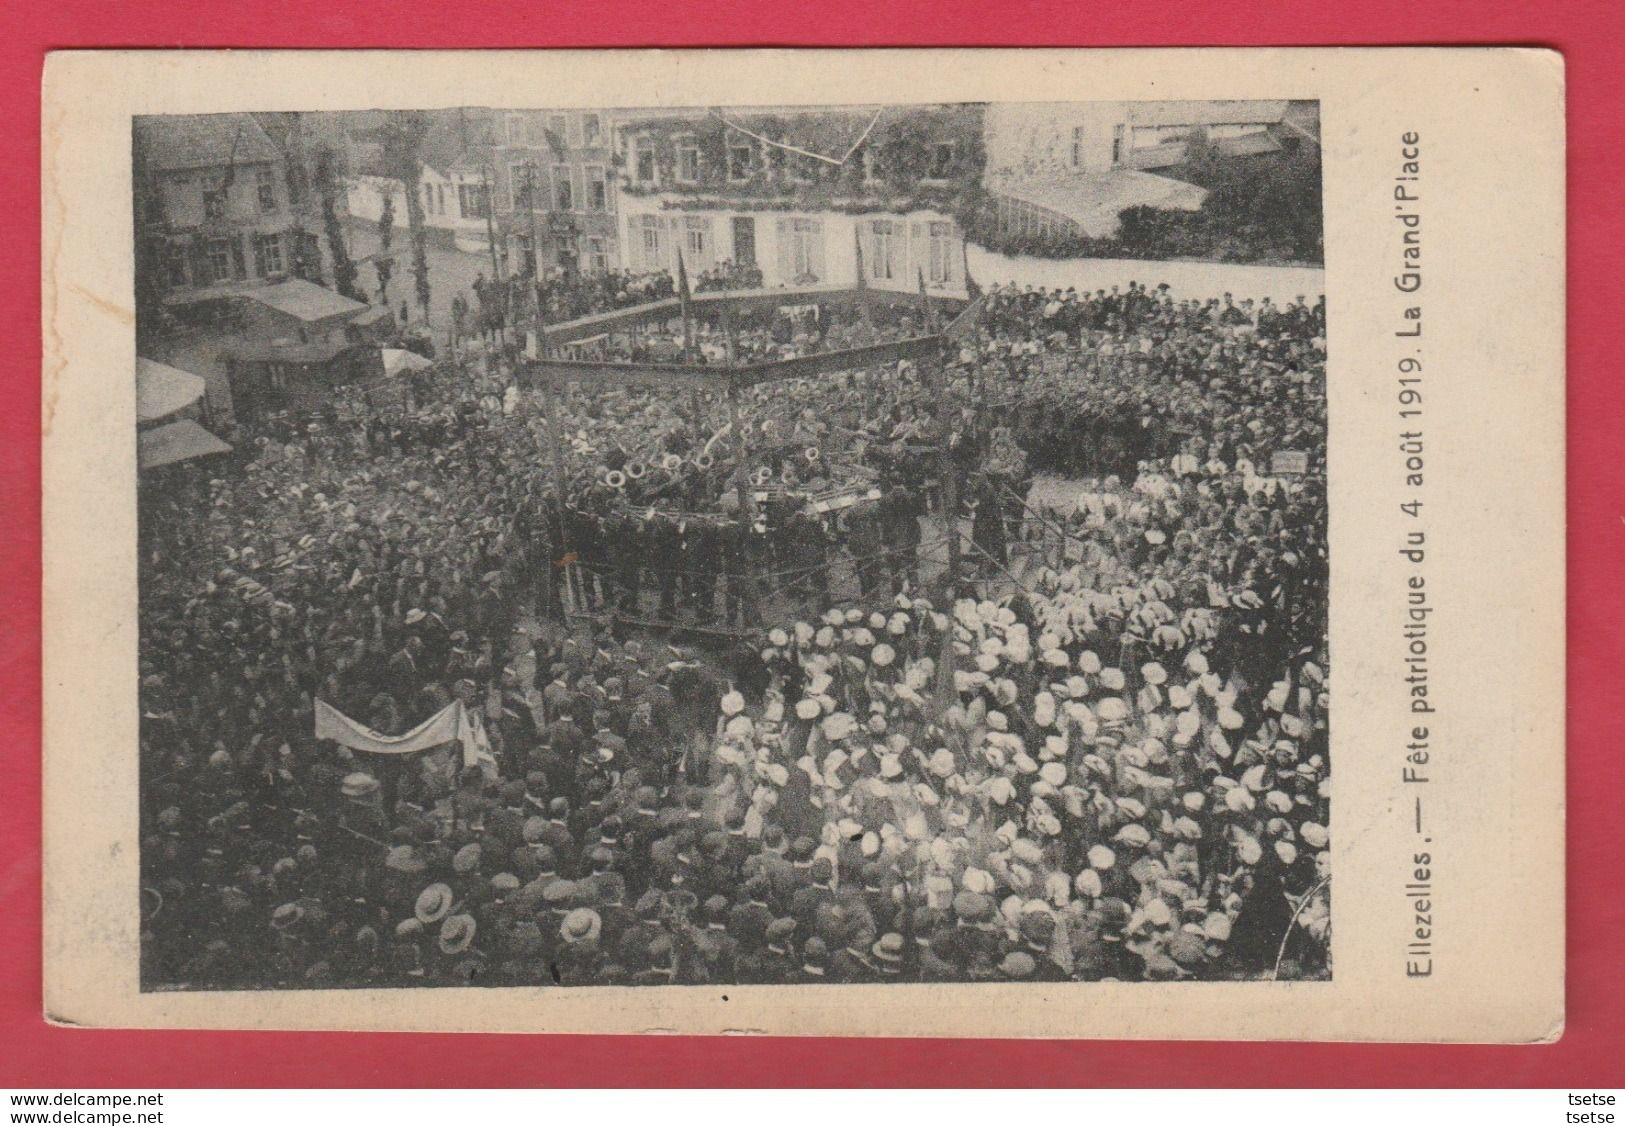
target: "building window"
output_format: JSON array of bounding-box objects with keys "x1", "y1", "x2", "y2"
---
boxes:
[
  {"x1": 728, "y1": 143, "x2": 753, "y2": 182},
  {"x1": 548, "y1": 114, "x2": 568, "y2": 143},
  {"x1": 552, "y1": 166, "x2": 573, "y2": 211},
  {"x1": 860, "y1": 146, "x2": 879, "y2": 184},
  {"x1": 928, "y1": 221, "x2": 956, "y2": 284},
  {"x1": 779, "y1": 217, "x2": 824, "y2": 283},
  {"x1": 164, "y1": 243, "x2": 188, "y2": 288},
  {"x1": 632, "y1": 214, "x2": 663, "y2": 272},
  {"x1": 256, "y1": 167, "x2": 277, "y2": 212},
  {"x1": 254, "y1": 233, "x2": 284, "y2": 277},
  {"x1": 675, "y1": 138, "x2": 701, "y2": 184},
  {"x1": 587, "y1": 236, "x2": 608, "y2": 274},
  {"x1": 436, "y1": 184, "x2": 446, "y2": 214},
  {"x1": 145, "y1": 185, "x2": 166, "y2": 224},
  {"x1": 506, "y1": 114, "x2": 527, "y2": 145},
  {"x1": 203, "y1": 188, "x2": 226, "y2": 221},
  {"x1": 1071, "y1": 126, "x2": 1085, "y2": 169},
  {"x1": 869, "y1": 219, "x2": 896, "y2": 280},
  {"x1": 929, "y1": 142, "x2": 955, "y2": 179},
  {"x1": 585, "y1": 165, "x2": 608, "y2": 212},
  {"x1": 582, "y1": 114, "x2": 603, "y2": 146},
  {"x1": 207, "y1": 237, "x2": 233, "y2": 283},
  {"x1": 633, "y1": 136, "x2": 656, "y2": 184},
  {"x1": 683, "y1": 215, "x2": 710, "y2": 265},
  {"x1": 1112, "y1": 124, "x2": 1125, "y2": 165},
  {"x1": 457, "y1": 181, "x2": 490, "y2": 220},
  {"x1": 510, "y1": 164, "x2": 539, "y2": 211}
]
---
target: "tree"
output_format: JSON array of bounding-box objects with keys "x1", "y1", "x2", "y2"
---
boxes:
[
  {"x1": 131, "y1": 126, "x2": 168, "y2": 354},
  {"x1": 381, "y1": 111, "x2": 433, "y2": 322},
  {"x1": 313, "y1": 146, "x2": 362, "y2": 301},
  {"x1": 378, "y1": 191, "x2": 395, "y2": 254},
  {"x1": 374, "y1": 255, "x2": 394, "y2": 306}
]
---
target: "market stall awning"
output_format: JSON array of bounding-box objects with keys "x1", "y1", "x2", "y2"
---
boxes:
[
  {"x1": 243, "y1": 278, "x2": 368, "y2": 324},
  {"x1": 139, "y1": 419, "x2": 233, "y2": 470},
  {"x1": 136, "y1": 358, "x2": 207, "y2": 423},
  {"x1": 994, "y1": 170, "x2": 1208, "y2": 237},
  {"x1": 381, "y1": 348, "x2": 434, "y2": 378}
]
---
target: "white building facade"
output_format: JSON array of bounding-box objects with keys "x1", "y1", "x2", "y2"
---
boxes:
[{"x1": 617, "y1": 194, "x2": 966, "y2": 294}]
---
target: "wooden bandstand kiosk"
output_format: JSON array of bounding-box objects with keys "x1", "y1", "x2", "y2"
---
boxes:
[{"x1": 518, "y1": 272, "x2": 985, "y2": 638}]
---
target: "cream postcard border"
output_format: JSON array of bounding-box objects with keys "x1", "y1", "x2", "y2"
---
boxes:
[{"x1": 41, "y1": 47, "x2": 1565, "y2": 1041}]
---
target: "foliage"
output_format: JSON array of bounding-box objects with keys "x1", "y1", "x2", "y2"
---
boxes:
[
  {"x1": 313, "y1": 146, "x2": 363, "y2": 302},
  {"x1": 381, "y1": 111, "x2": 434, "y2": 318},
  {"x1": 287, "y1": 224, "x2": 324, "y2": 287},
  {"x1": 621, "y1": 105, "x2": 986, "y2": 218},
  {"x1": 377, "y1": 193, "x2": 395, "y2": 252},
  {"x1": 374, "y1": 255, "x2": 394, "y2": 305}
]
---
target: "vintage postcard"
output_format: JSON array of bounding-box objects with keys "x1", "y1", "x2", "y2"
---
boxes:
[{"x1": 41, "y1": 48, "x2": 1564, "y2": 1040}]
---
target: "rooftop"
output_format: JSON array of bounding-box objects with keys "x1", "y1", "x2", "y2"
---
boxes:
[{"x1": 135, "y1": 113, "x2": 283, "y2": 173}]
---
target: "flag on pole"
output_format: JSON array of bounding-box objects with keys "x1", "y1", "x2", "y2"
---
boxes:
[
  {"x1": 677, "y1": 250, "x2": 694, "y2": 360},
  {"x1": 961, "y1": 239, "x2": 980, "y2": 299},
  {"x1": 456, "y1": 702, "x2": 499, "y2": 779}
]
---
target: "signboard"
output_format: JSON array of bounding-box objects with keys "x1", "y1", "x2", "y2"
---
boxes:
[{"x1": 1271, "y1": 450, "x2": 1310, "y2": 476}]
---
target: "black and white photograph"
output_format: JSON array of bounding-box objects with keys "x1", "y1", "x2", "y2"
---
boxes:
[{"x1": 130, "y1": 96, "x2": 1329, "y2": 993}]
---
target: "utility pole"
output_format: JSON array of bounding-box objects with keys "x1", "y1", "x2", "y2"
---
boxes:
[
  {"x1": 522, "y1": 161, "x2": 576, "y2": 619},
  {"x1": 921, "y1": 268, "x2": 959, "y2": 703},
  {"x1": 481, "y1": 164, "x2": 502, "y2": 282},
  {"x1": 479, "y1": 163, "x2": 507, "y2": 354},
  {"x1": 727, "y1": 376, "x2": 761, "y2": 628},
  {"x1": 523, "y1": 162, "x2": 544, "y2": 332}
]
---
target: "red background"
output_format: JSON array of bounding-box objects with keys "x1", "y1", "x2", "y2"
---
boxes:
[{"x1": 3, "y1": 0, "x2": 1616, "y2": 1087}]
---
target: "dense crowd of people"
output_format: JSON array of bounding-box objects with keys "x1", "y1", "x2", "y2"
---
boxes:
[
  {"x1": 137, "y1": 275, "x2": 1329, "y2": 990},
  {"x1": 455, "y1": 268, "x2": 681, "y2": 349}
]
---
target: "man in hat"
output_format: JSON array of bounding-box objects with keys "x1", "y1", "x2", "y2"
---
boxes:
[
  {"x1": 386, "y1": 635, "x2": 426, "y2": 698},
  {"x1": 830, "y1": 915, "x2": 882, "y2": 984},
  {"x1": 735, "y1": 916, "x2": 799, "y2": 984}
]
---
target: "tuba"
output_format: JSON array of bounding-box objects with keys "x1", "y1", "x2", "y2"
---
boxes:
[
  {"x1": 804, "y1": 446, "x2": 822, "y2": 465},
  {"x1": 626, "y1": 461, "x2": 647, "y2": 481},
  {"x1": 752, "y1": 466, "x2": 773, "y2": 486},
  {"x1": 604, "y1": 469, "x2": 627, "y2": 490},
  {"x1": 661, "y1": 452, "x2": 683, "y2": 472},
  {"x1": 693, "y1": 452, "x2": 715, "y2": 471}
]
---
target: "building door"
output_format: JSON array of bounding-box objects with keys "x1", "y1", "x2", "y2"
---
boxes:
[{"x1": 732, "y1": 216, "x2": 756, "y2": 267}]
